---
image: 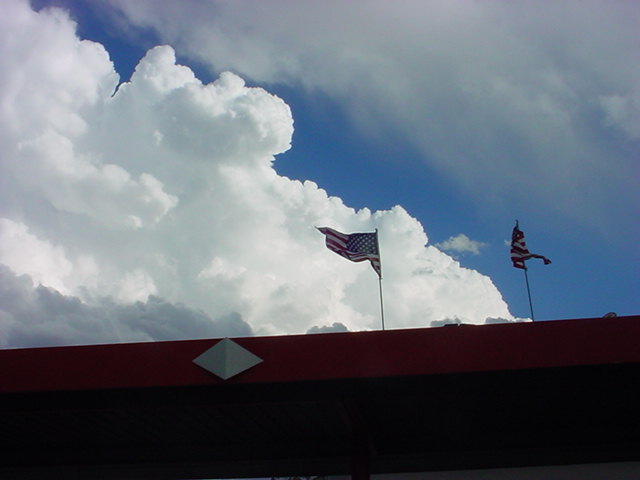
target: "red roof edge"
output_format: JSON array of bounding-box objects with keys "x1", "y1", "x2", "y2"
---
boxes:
[{"x1": 1, "y1": 315, "x2": 639, "y2": 393}]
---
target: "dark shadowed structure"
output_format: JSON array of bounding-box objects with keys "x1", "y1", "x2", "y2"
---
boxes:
[{"x1": 1, "y1": 315, "x2": 640, "y2": 479}]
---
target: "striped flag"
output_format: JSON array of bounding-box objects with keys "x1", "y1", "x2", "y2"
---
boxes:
[
  {"x1": 317, "y1": 227, "x2": 381, "y2": 278},
  {"x1": 511, "y1": 222, "x2": 551, "y2": 269}
]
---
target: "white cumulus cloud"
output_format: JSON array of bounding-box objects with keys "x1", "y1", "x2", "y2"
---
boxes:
[
  {"x1": 436, "y1": 234, "x2": 488, "y2": 256},
  {"x1": 0, "y1": 0, "x2": 513, "y2": 347},
  {"x1": 107, "y1": 0, "x2": 640, "y2": 236}
]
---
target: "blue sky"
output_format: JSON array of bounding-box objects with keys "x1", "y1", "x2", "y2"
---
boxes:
[{"x1": 1, "y1": 0, "x2": 638, "y2": 347}]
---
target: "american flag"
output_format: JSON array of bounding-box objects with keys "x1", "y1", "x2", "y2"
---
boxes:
[
  {"x1": 317, "y1": 227, "x2": 382, "y2": 278},
  {"x1": 511, "y1": 222, "x2": 551, "y2": 269}
]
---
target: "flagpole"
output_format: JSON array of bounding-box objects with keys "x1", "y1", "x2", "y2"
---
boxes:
[
  {"x1": 511, "y1": 219, "x2": 551, "y2": 322},
  {"x1": 375, "y1": 228, "x2": 385, "y2": 330},
  {"x1": 378, "y1": 276, "x2": 385, "y2": 331},
  {"x1": 523, "y1": 266, "x2": 535, "y2": 321}
]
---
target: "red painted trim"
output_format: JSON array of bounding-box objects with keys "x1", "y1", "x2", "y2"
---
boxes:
[{"x1": 1, "y1": 316, "x2": 639, "y2": 393}]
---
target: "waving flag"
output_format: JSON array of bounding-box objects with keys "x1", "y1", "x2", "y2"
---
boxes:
[
  {"x1": 317, "y1": 227, "x2": 381, "y2": 278},
  {"x1": 511, "y1": 222, "x2": 551, "y2": 269}
]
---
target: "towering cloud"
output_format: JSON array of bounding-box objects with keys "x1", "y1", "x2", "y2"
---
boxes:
[
  {"x1": 108, "y1": 0, "x2": 640, "y2": 237},
  {"x1": 0, "y1": 0, "x2": 513, "y2": 347}
]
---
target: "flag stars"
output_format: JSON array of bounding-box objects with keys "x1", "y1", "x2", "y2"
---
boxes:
[
  {"x1": 347, "y1": 234, "x2": 378, "y2": 255},
  {"x1": 317, "y1": 227, "x2": 382, "y2": 278}
]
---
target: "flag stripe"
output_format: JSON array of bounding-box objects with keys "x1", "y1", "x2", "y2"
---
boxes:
[{"x1": 510, "y1": 223, "x2": 550, "y2": 269}]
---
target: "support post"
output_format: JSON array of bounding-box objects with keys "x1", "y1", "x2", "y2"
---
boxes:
[
  {"x1": 340, "y1": 400, "x2": 371, "y2": 480},
  {"x1": 351, "y1": 437, "x2": 370, "y2": 480}
]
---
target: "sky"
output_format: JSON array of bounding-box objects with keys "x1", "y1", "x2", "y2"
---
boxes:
[{"x1": 0, "y1": 0, "x2": 638, "y2": 348}]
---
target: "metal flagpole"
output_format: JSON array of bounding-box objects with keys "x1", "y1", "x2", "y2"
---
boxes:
[
  {"x1": 375, "y1": 229, "x2": 385, "y2": 330},
  {"x1": 523, "y1": 266, "x2": 535, "y2": 321},
  {"x1": 378, "y1": 276, "x2": 385, "y2": 331}
]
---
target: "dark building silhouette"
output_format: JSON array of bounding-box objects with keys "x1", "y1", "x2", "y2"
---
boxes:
[{"x1": 1, "y1": 315, "x2": 639, "y2": 479}]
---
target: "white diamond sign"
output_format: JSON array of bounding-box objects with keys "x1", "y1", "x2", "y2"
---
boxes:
[{"x1": 193, "y1": 338, "x2": 263, "y2": 380}]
